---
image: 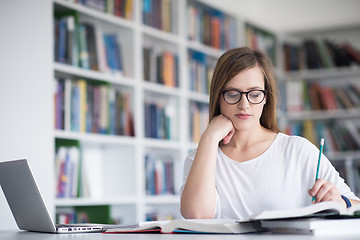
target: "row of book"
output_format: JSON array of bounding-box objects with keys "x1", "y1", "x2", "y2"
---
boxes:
[
  {"x1": 285, "y1": 81, "x2": 360, "y2": 113},
  {"x1": 55, "y1": 143, "x2": 81, "y2": 198},
  {"x1": 71, "y1": 0, "x2": 133, "y2": 20},
  {"x1": 189, "y1": 101, "x2": 209, "y2": 143},
  {"x1": 54, "y1": 78, "x2": 135, "y2": 136},
  {"x1": 56, "y1": 205, "x2": 113, "y2": 224},
  {"x1": 54, "y1": 12, "x2": 124, "y2": 74},
  {"x1": 54, "y1": 139, "x2": 103, "y2": 200},
  {"x1": 143, "y1": 47, "x2": 179, "y2": 87},
  {"x1": 144, "y1": 100, "x2": 178, "y2": 140},
  {"x1": 187, "y1": 1, "x2": 237, "y2": 50},
  {"x1": 188, "y1": 50, "x2": 216, "y2": 94},
  {"x1": 142, "y1": 0, "x2": 175, "y2": 33},
  {"x1": 245, "y1": 23, "x2": 277, "y2": 65},
  {"x1": 145, "y1": 153, "x2": 176, "y2": 195},
  {"x1": 55, "y1": 140, "x2": 121, "y2": 201},
  {"x1": 146, "y1": 212, "x2": 176, "y2": 221},
  {"x1": 284, "y1": 119, "x2": 360, "y2": 152},
  {"x1": 283, "y1": 39, "x2": 360, "y2": 71}
]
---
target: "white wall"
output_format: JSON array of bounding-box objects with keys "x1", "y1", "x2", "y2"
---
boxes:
[
  {"x1": 0, "y1": 0, "x2": 54, "y2": 230},
  {"x1": 203, "y1": 0, "x2": 360, "y2": 33}
]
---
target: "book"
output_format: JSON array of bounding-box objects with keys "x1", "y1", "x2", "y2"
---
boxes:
[
  {"x1": 261, "y1": 218, "x2": 360, "y2": 235},
  {"x1": 248, "y1": 201, "x2": 360, "y2": 221},
  {"x1": 104, "y1": 218, "x2": 263, "y2": 234}
]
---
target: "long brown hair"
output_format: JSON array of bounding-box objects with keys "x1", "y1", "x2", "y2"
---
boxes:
[{"x1": 208, "y1": 47, "x2": 280, "y2": 132}]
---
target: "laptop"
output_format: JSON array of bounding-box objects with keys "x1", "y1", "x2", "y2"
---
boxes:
[{"x1": 0, "y1": 159, "x2": 119, "y2": 233}]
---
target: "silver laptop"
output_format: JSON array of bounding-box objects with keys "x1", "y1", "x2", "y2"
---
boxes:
[{"x1": 0, "y1": 159, "x2": 111, "y2": 233}]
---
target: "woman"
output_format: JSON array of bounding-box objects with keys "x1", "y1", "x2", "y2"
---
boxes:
[{"x1": 180, "y1": 47, "x2": 359, "y2": 220}]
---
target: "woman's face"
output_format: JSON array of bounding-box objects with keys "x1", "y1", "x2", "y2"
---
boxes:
[{"x1": 219, "y1": 65, "x2": 266, "y2": 132}]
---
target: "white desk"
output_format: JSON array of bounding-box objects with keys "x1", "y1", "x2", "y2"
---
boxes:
[{"x1": 1, "y1": 230, "x2": 359, "y2": 240}]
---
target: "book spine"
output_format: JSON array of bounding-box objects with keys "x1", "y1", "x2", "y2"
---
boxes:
[
  {"x1": 187, "y1": 1, "x2": 237, "y2": 50},
  {"x1": 145, "y1": 153, "x2": 175, "y2": 196},
  {"x1": 285, "y1": 119, "x2": 360, "y2": 152},
  {"x1": 283, "y1": 38, "x2": 359, "y2": 71}
]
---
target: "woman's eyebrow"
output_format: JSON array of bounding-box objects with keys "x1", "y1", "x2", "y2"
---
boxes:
[{"x1": 222, "y1": 86, "x2": 263, "y2": 91}]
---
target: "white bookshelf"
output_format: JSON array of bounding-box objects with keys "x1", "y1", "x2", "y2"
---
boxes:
[
  {"x1": 278, "y1": 26, "x2": 360, "y2": 195},
  {"x1": 49, "y1": 0, "x2": 242, "y2": 224}
]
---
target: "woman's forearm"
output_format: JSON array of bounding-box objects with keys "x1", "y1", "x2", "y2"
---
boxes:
[{"x1": 180, "y1": 135, "x2": 219, "y2": 219}]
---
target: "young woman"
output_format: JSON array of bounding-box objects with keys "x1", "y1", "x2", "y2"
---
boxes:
[{"x1": 180, "y1": 47, "x2": 360, "y2": 220}]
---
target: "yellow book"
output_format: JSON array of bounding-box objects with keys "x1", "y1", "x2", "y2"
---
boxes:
[
  {"x1": 125, "y1": 0, "x2": 133, "y2": 20},
  {"x1": 303, "y1": 120, "x2": 316, "y2": 145}
]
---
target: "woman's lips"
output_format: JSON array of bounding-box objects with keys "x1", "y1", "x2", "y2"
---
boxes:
[{"x1": 235, "y1": 113, "x2": 251, "y2": 119}]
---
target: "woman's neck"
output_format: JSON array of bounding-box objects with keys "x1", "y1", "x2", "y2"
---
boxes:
[{"x1": 221, "y1": 125, "x2": 272, "y2": 151}]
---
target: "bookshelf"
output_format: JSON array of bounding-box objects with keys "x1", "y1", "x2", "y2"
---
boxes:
[
  {"x1": 50, "y1": 0, "x2": 241, "y2": 224},
  {"x1": 277, "y1": 26, "x2": 360, "y2": 196}
]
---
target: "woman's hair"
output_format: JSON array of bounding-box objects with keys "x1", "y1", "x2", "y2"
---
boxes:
[{"x1": 208, "y1": 47, "x2": 280, "y2": 132}]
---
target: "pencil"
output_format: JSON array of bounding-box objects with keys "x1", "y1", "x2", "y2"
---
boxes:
[{"x1": 312, "y1": 138, "x2": 325, "y2": 204}]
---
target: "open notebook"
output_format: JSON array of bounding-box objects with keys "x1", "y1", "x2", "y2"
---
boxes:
[{"x1": 0, "y1": 159, "x2": 122, "y2": 233}]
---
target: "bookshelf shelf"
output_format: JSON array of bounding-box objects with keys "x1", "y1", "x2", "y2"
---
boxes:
[
  {"x1": 55, "y1": 196, "x2": 139, "y2": 206},
  {"x1": 187, "y1": 40, "x2": 224, "y2": 58},
  {"x1": 284, "y1": 66, "x2": 360, "y2": 81},
  {"x1": 188, "y1": 92, "x2": 209, "y2": 103},
  {"x1": 54, "y1": 130, "x2": 137, "y2": 145},
  {"x1": 54, "y1": 62, "x2": 135, "y2": 87},
  {"x1": 326, "y1": 151, "x2": 360, "y2": 161},
  {"x1": 286, "y1": 109, "x2": 360, "y2": 121},
  {"x1": 141, "y1": 25, "x2": 180, "y2": 43},
  {"x1": 143, "y1": 138, "x2": 182, "y2": 150},
  {"x1": 144, "y1": 195, "x2": 180, "y2": 204},
  {"x1": 142, "y1": 81, "x2": 181, "y2": 96}
]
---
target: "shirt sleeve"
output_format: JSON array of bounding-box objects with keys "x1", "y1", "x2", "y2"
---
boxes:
[
  {"x1": 319, "y1": 153, "x2": 360, "y2": 201},
  {"x1": 180, "y1": 149, "x2": 197, "y2": 194}
]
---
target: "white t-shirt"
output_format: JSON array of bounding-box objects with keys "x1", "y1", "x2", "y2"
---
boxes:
[{"x1": 181, "y1": 133, "x2": 359, "y2": 220}]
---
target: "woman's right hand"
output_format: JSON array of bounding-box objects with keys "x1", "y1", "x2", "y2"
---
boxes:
[{"x1": 202, "y1": 114, "x2": 235, "y2": 145}]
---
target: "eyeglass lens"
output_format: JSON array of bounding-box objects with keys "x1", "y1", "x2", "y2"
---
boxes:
[{"x1": 223, "y1": 90, "x2": 265, "y2": 104}]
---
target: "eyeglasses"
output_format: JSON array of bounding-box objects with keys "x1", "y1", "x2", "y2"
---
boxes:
[{"x1": 220, "y1": 89, "x2": 268, "y2": 105}]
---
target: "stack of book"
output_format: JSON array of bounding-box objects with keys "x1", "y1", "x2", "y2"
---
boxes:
[
  {"x1": 187, "y1": 1, "x2": 237, "y2": 50},
  {"x1": 286, "y1": 81, "x2": 360, "y2": 113},
  {"x1": 104, "y1": 202, "x2": 360, "y2": 235},
  {"x1": 188, "y1": 50, "x2": 216, "y2": 94},
  {"x1": 255, "y1": 202, "x2": 360, "y2": 235},
  {"x1": 189, "y1": 102, "x2": 209, "y2": 143},
  {"x1": 55, "y1": 142, "x2": 81, "y2": 198},
  {"x1": 285, "y1": 119, "x2": 360, "y2": 152},
  {"x1": 145, "y1": 153, "x2": 176, "y2": 195},
  {"x1": 142, "y1": 0, "x2": 175, "y2": 33},
  {"x1": 72, "y1": 0, "x2": 133, "y2": 20},
  {"x1": 143, "y1": 47, "x2": 178, "y2": 87},
  {"x1": 54, "y1": 78, "x2": 134, "y2": 136},
  {"x1": 283, "y1": 39, "x2": 360, "y2": 71},
  {"x1": 54, "y1": 12, "x2": 124, "y2": 75},
  {"x1": 144, "y1": 100, "x2": 178, "y2": 140},
  {"x1": 245, "y1": 23, "x2": 277, "y2": 65}
]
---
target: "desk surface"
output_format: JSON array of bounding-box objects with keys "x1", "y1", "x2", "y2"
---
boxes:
[{"x1": 1, "y1": 230, "x2": 360, "y2": 240}]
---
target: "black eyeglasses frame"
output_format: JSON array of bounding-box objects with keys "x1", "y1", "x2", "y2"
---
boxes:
[{"x1": 220, "y1": 89, "x2": 268, "y2": 105}]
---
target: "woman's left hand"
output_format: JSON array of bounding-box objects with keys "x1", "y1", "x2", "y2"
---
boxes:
[{"x1": 308, "y1": 178, "x2": 344, "y2": 205}]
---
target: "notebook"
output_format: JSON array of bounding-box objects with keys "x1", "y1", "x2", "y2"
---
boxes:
[{"x1": 0, "y1": 159, "x2": 118, "y2": 233}]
